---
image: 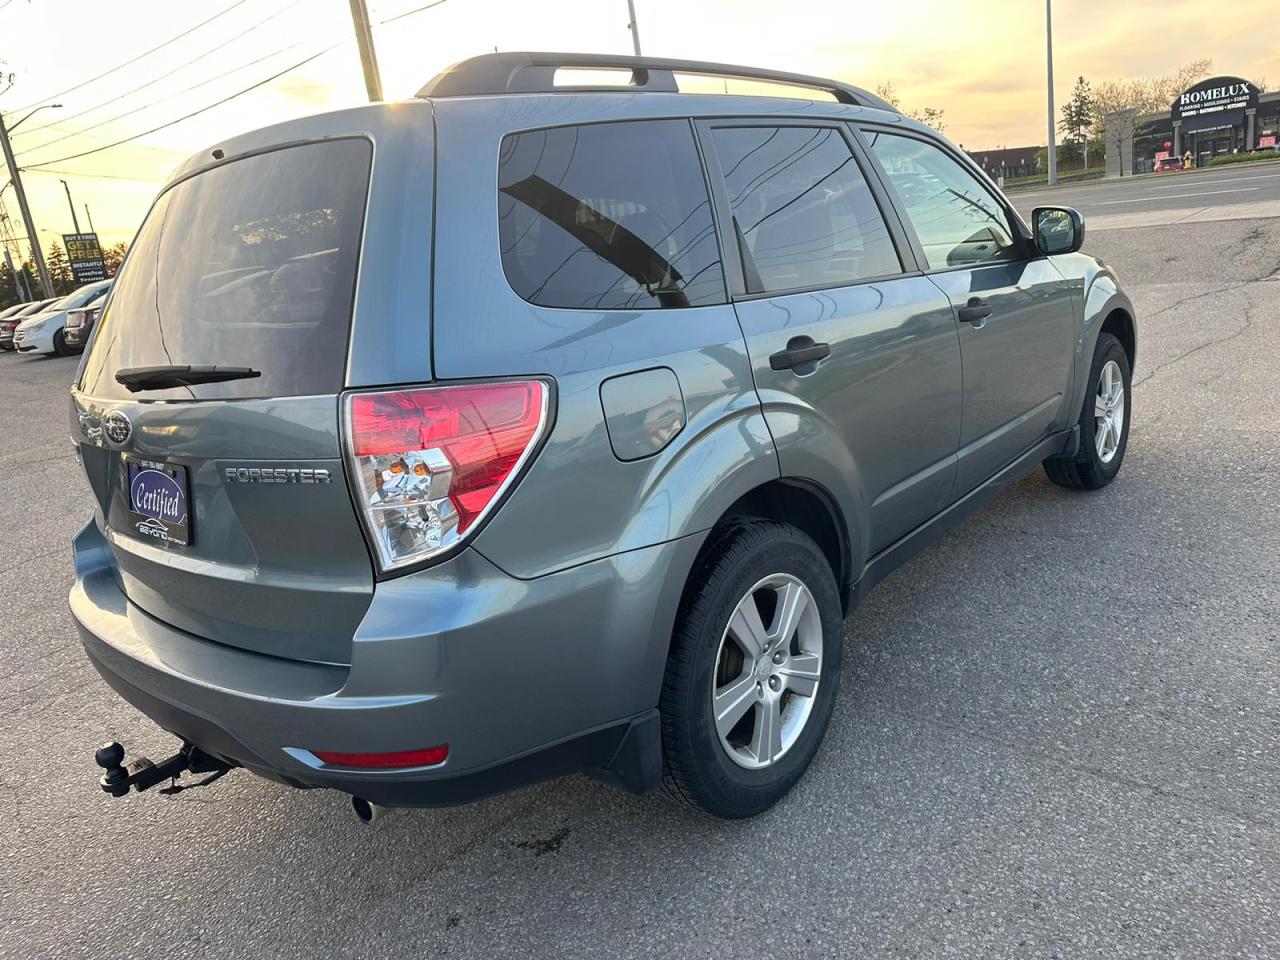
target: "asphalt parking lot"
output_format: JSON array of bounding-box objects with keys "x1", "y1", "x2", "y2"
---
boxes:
[{"x1": 2, "y1": 180, "x2": 1278, "y2": 959}]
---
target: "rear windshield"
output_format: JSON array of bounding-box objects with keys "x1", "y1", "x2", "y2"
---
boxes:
[{"x1": 79, "y1": 138, "x2": 372, "y2": 401}]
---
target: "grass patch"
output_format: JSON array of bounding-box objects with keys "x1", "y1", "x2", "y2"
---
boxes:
[{"x1": 1207, "y1": 151, "x2": 1280, "y2": 167}]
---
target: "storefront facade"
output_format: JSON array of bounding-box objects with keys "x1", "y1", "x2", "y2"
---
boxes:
[{"x1": 1108, "y1": 76, "x2": 1280, "y2": 175}]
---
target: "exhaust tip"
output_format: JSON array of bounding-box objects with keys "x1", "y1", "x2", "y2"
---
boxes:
[{"x1": 350, "y1": 795, "x2": 384, "y2": 825}]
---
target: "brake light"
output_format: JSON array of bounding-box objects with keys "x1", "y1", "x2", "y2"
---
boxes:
[
  {"x1": 314, "y1": 744, "x2": 448, "y2": 768},
  {"x1": 345, "y1": 380, "x2": 549, "y2": 571}
]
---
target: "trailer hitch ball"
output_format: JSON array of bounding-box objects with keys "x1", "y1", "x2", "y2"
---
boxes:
[{"x1": 95, "y1": 741, "x2": 131, "y2": 797}]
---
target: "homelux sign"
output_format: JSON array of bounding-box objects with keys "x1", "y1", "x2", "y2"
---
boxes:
[
  {"x1": 1172, "y1": 76, "x2": 1260, "y2": 133},
  {"x1": 63, "y1": 232, "x2": 108, "y2": 285}
]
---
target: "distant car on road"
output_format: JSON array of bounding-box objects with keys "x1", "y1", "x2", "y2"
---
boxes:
[
  {"x1": 0, "y1": 297, "x2": 58, "y2": 350},
  {"x1": 1154, "y1": 156, "x2": 1184, "y2": 172},
  {"x1": 14, "y1": 279, "x2": 111, "y2": 356}
]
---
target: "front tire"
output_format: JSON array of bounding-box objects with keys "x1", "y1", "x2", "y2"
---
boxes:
[
  {"x1": 660, "y1": 521, "x2": 843, "y2": 818},
  {"x1": 1045, "y1": 332, "x2": 1131, "y2": 490},
  {"x1": 52, "y1": 330, "x2": 69, "y2": 357}
]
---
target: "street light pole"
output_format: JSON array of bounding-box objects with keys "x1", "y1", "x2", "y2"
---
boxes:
[
  {"x1": 1045, "y1": 0, "x2": 1057, "y2": 187},
  {"x1": 60, "y1": 179, "x2": 81, "y2": 234},
  {"x1": 627, "y1": 0, "x2": 643, "y2": 56},
  {"x1": 347, "y1": 0, "x2": 384, "y2": 102},
  {"x1": 0, "y1": 109, "x2": 56, "y2": 296}
]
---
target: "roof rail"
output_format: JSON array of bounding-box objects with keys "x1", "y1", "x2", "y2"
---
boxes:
[{"x1": 417, "y1": 52, "x2": 897, "y2": 112}]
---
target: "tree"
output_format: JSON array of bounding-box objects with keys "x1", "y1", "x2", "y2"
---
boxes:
[
  {"x1": 1092, "y1": 58, "x2": 1213, "y2": 137},
  {"x1": 1091, "y1": 59, "x2": 1213, "y2": 175},
  {"x1": 0, "y1": 261, "x2": 17, "y2": 310},
  {"x1": 1059, "y1": 76, "x2": 1097, "y2": 167},
  {"x1": 45, "y1": 241, "x2": 75, "y2": 296},
  {"x1": 0, "y1": 253, "x2": 36, "y2": 308},
  {"x1": 875, "y1": 82, "x2": 947, "y2": 133},
  {"x1": 103, "y1": 242, "x2": 128, "y2": 278}
]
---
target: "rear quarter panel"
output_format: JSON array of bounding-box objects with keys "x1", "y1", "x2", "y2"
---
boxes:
[{"x1": 429, "y1": 97, "x2": 781, "y2": 580}]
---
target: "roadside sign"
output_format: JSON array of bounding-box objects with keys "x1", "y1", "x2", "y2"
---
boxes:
[{"x1": 63, "y1": 232, "x2": 108, "y2": 284}]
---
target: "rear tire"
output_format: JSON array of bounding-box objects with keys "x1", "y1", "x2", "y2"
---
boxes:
[
  {"x1": 660, "y1": 520, "x2": 842, "y2": 819},
  {"x1": 52, "y1": 330, "x2": 68, "y2": 357},
  {"x1": 1044, "y1": 332, "x2": 1130, "y2": 490}
]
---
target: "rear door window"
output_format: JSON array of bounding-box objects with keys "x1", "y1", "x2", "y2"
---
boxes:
[
  {"x1": 710, "y1": 125, "x2": 902, "y2": 294},
  {"x1": 79, "y1": 138, "x2": 372, "y2": 401},
  {"x1": 498, "y1": 119, "x2": 725, "y2": 310}
]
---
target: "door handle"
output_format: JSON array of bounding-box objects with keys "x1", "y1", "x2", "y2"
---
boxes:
[
  {"x1": 769, "y1": 337, "x2": 832, "y2": 371},
  {"x1": 957, "y1": 297, "x2": 993, "y2": 326}
]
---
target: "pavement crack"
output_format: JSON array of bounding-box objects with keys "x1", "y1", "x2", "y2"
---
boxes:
[
  {"x1": 884, "y1": 705, "x2": 1279, "y2": 834},
  {"x1": 1133, "y1": 310, "x2": 1254, "y2": 388},
  {"x1": 0, "y1": 547, "x2": 65, "y2": 580}
]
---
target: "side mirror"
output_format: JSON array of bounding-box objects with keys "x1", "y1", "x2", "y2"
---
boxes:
[{"x1": 1031, "y1": 206, "x2": 1085, "y2": 255}]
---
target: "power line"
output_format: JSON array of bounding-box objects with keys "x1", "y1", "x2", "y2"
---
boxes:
[
  {"x1": 17, "y1": 0, "x2": 448, "y2": 172},
  {"x1": 17, "y1": 19, "x2": 311, "y2": 158},
  {"x1": 2, "y1": 0, "x2": 248, "y2": 114},
  {"x1": 23, "y1": 167, "x2": 165, "y2": 182},
  {"x1": 14, "y1": 0, "x2": 306, "y2": 143},
  {"x1": 381, "y1": 0, "x2": 448, "y2": 25},
  {"x1": 21, "y1": 45, "x2": 340, "y2": 171}
]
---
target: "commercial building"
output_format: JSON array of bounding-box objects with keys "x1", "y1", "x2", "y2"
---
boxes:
[
  {"x1": 966, "y1": 145, "x2": 1043, "y2": 182},
  {"x1": 1106, "y1": 75, "x2": 1280, "y2": 176}
]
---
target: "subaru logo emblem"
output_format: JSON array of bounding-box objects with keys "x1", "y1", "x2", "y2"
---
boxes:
[{"x1": 102, "y1": 410, "x2": 132, "y2": 445}]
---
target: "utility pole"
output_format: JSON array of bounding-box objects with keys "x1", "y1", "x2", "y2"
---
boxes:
[
  {"x1": 0, "y1": 113, "x2": 53, "y2": 296},
  {"x1": 60, "y1": 179, "x2": 81, "y2": 234},
  {"x1": 627, "y1": 0, "x2": 643, "y2": 56},
  {"x1": 1045, "y1": 0, "x2": 1057, "y2": 186},
  {"x1": 84, "y1": 204, "x2": 96, "y2": 234},
  {"x1": 347, "y1": 0, "x2": 384, "y2": 102}
]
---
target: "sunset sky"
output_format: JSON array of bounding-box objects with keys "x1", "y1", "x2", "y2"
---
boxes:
[{"x1": 1, "y1": 0, "x2": 1278, "y2": 249}]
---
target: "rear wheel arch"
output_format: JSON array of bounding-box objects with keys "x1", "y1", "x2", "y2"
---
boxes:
[{"x1": 700, "y1": 478, "x2": 853, "y2": 615}]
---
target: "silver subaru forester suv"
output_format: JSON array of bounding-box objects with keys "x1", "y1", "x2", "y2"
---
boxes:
[{"x1": 71, "y1": 52, "x2": 1135, "y2": 820}]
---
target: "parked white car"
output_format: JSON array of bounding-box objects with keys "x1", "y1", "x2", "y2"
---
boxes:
[{"x1": 14, "y1": 279, "x2": 112, "y2": 356}]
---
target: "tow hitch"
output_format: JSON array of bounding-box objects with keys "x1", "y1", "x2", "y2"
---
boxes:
[{"x1": 94, "y1": 740, "x2": 234, "y2": 797}]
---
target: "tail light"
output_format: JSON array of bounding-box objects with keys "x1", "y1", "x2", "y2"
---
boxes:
[{"x1": 344, "y1": 380, "x2": 549, "y2": 572}]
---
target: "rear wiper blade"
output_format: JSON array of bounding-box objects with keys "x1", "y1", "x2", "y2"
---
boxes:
[{"x1": 115, "y1": 364, "x2": 262, "y2": 392}]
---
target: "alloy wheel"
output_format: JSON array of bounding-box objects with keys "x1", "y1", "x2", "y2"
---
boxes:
[
  {"x1": 1094, "y1": 359, "x2": 1125, "y2": 464},
  {"x1": 711, "y1": 574, "x2": 823, "y2": 770}
]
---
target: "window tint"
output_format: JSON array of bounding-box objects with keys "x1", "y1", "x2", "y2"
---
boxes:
[
  {"x1": 866, "y1": 132, "x2": 1018, "y2": 270},
  {"x1": 498, "y1": 120, "x2": 724, "y2": 310},
  {"x1": 711, "y1": 126, "x2": 900, "y2": 294},
  {"x1": 79, "y1": 139, "x2": 372, "y2": 401}
]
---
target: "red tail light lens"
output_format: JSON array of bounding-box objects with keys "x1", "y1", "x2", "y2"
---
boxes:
[
  {"x1": 314, "y1": 744, "x2": 449, "y2": 768},
  {"x1": 345, "y1": 380, "x2": 548, "y2": 571}
]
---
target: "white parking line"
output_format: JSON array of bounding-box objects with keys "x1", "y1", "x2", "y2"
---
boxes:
[{"x1": 1096, "y1": 187, "x2": 1259, "y2": 206}]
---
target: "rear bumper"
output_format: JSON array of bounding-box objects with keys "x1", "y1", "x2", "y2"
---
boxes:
[{"x1": 70, "y1": 520, "x2": 702, "y2": 806}]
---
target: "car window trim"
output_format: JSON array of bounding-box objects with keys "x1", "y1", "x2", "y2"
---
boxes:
[
  {"x1": 849, "y1": 123, "x2": 1039, "y2": 275},
  {"x1": 494, "y1": 117, "x2": 731, "y2": 312},
  {"x1": 694, "y1": 116, "x2": 919, "y2": 301}
]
